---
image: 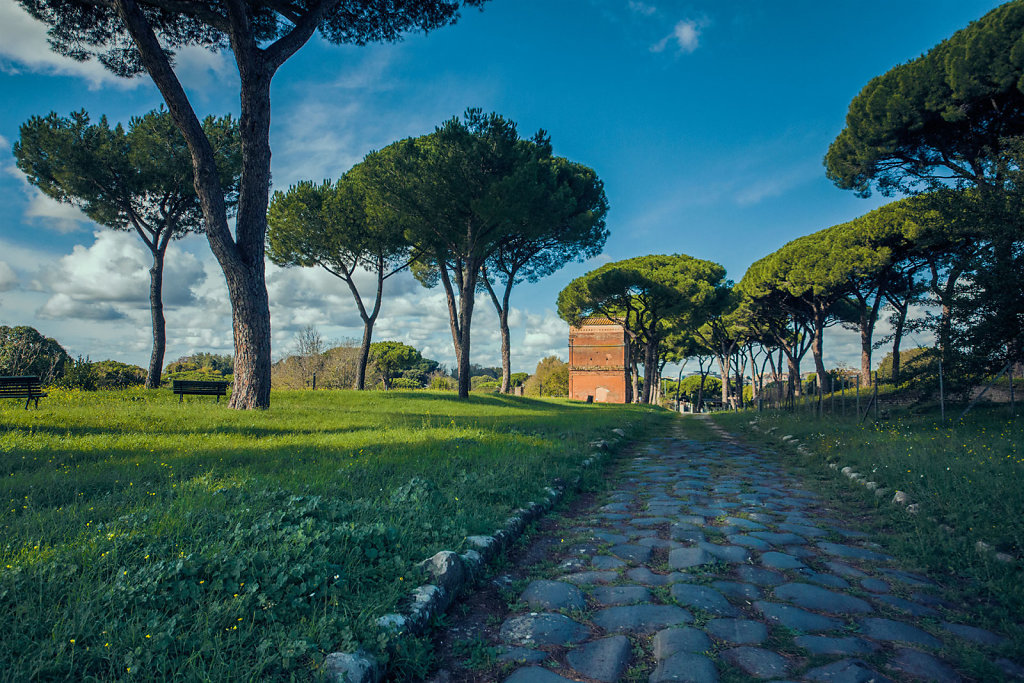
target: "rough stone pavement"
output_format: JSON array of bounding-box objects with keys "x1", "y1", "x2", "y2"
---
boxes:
[{"x1": 433, "y1": 421, "x2": 1023, "y2": 682}]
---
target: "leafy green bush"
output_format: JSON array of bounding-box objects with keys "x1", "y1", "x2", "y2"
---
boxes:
[
  {"x1": 388, "y1": 377, "x2": 422, "y2": 390},
  {"x1": 56, "y1": 356, "x2": 98, "y2": 390},
  {"x1": 0, "y1": 325, "x2": 70, "y2": 384},
  {"x1": 428, "y1": 375, "x2": 456, "y2": 390}
]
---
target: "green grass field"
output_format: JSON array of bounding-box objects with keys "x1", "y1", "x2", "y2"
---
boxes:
[
  {"x1": 0, "y1": 388, "x2": 666, "y2": 681},
  {"x1": 714, "y1": 405, "x2": 1024, "y2": 658}
]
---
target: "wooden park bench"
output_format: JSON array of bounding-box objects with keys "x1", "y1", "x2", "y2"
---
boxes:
[
  {"x1": 172, "y1": 379, "x2": 229, "y2": 403},
  {"x1": 0, "y1": 376, "x2": 47, "y2": 409}
]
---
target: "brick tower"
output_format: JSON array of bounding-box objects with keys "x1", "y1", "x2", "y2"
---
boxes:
[{"x1": 568, "y1": 317, "x2": 630, "y2": 403}]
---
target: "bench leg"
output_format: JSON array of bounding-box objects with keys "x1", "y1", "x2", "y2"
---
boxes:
[
  {"x1": 179, "y1": 393, "x2": 183, "y2": 403},
  {"x1": 25, "y1": 397, "x2": 30, "y2": 410}
]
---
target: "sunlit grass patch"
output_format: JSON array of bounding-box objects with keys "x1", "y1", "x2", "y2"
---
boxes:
[{"x1": 0, "y1": 388, "x2": 666, "y2": 680}]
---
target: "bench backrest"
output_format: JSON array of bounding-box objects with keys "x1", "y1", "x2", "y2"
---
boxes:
[
  {"x1": 172, "y1": 380, "x2": 228, "y2": 395},
  {"x1": 0, "y1": 376, "x2": 44, "y2": 397}
]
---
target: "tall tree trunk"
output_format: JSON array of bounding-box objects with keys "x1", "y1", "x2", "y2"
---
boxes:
[
  {"x1": 786, "y1": 354, "x2": 800, "y2": 402},
  {"x1": 115, "y1": 0, "x2": 275, "y2": 408},
  {"x1": 456, "y1": 265, "x2": 478, "y2": 399},
  {"x1": 481, "y1": 273, "x2": 513, "y2": 393},
  {"x1": 350, "y1": 262, "x2": 384, "y2": 390},
  {"x1": 641, "y1": 341, "x2": 656, "y2": 404},
  {"x1": 225, "y1": 70, "x2": 273, "y2": 409},
  {"x1": 356, "y1": 321, "x2": 374, "y2": 390},
  {"x1": 811, "y1": 314, "x2": 829, "y2": 394},
  {"x1": 718, "y1": 353, "x2": 731, "y2": 407},
  {"x1": 146, "y1": 248, "x2": 167, "y2": 389},
  {"x1": 891, "y1": 302, "x2": 909, "y2": 384}
]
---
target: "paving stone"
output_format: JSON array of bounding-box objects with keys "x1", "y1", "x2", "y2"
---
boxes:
[
  {"x1": 676, "y1": 515, "x2": 707, "y2": 526},
  {"x1": 560, "y1": 571, "x2": 618, "y2": 585},
  {"x1": 796, "y1": 570, "x2": 851, "y2": 589},
  {"x1": 774, "y1": 582, "x2": 873, "y2": 614},
  {"x1": 793, "y1": 635, "x2": 880, "y2": 655},
  {"x1": 590, "y1": 531, "x2": 629, "y2": 545},
  {"x1": 688, "y1": 506, "x2": 728, "y2": 517},
  {"x1": 637, "y1": 537, "x2": 680, "y2": 550},
  {"x1": 497, "y1": 646, "x2": 548, "y2": 664},
  {"x1": 590, "y1": 585, "x2": 652, "y2": 606},
  {"x1": 890, "y1": 648, "x2": 962, "y2": 682},
  {"x1": 858, "y1": 617, "x2": 943, "y2": 648},
  {"x1": 783, "y1": 544, "x2": 816, "y2": 558},
  {"x1": 803, "y1": 658, "x2": 894, "y2": 682},
  {"x1": 601, "y1": 502, "x2": 630, "y2": 512},
  {"x1": 942, "y1": 622, "x2": 1008, "y2": 647},
  {"x1": 499, "y1": 613, "x2": 591, "y2": 647},
  {"x1": 860, "y1": 578, "x2": 890, "y2": 593},
  {"x1": 745, "y1": 532, "x2": 806, "y2": 548},
  {"x1": 697, "y1": 541, "x2": 751, "y2": 563},
  {"x1": 592, "y1": 555, "x2": 627, "y2": 570},
  {"x1": 877, "y1": 568, "x2": 935, "y2": 587},
  {"x1": 824, "y1": 561, "x2": 868, "y2": 578},
  {"x1": 721, "y1": 646, "x2": 789, "y2": 679},
  {"x1": 611, "y1": 543, "x2": 654, "y2": 564},
  {"x1": 669, "y1": 547, "x2": 714, "y2": 569},
  {"x1": 817, "y1": 542, "x2": 894, "y2": 562},
  {"x1": 670, "y1": 584, "x2": 740, "y2": 616},
  {"x1": 653, "y1": 627, "x2": 713, "y2": 658},
  {"x1": 753, "y1": 601, "x2": 843, "y2": 631},
  {"x1": 670, "y1": 524, "x2": 706, "y2": 543},
  {"x1": 777, "y1": 522, "x2": 828, "y2": 538},
  {"x1": 910, "y1": 591, "x2": 954, "y2": 609},
  {"x1": 503, "y1": 666, "x2": 578, "y2": 683},
  {"x1": 705, "y1": 618, "x2": 768, "y2": 644},
  {"x1": 726, "y1": 534, "x2": 772, "y2": 550},
  {"x1": 724, "y1": 516, "x2": 766, "y2": 530},
  {"x1": 520, "y1": 580, "x2": 586, "y2": 611},
  {"x1": 711, "y1": 580, "x2": 762, "y2": 601},
  {"x1": 592, "y1": 604, "x2": 694, "y2": 634},
  {"x1": 649, "y1": 652, "x2": 719, "y2": 683},
  {"x1": 632, "y1": 517, "x2": 673, "y2": 527},
  {"x1": 735, "y1": 566, "x2": 786, "y2": 586},
  {"x1": 626, "y1": 568, "x2": 688, "y2": 586},
  {"x1": 566, "y1": 635, "x2": 632, "y2": 682},
  {"x1": 759, "y1": 551, "x2": 807, "y2": 570},
  {"x1": 873, "y1": 595, "x2": 939, "y2": 617}
]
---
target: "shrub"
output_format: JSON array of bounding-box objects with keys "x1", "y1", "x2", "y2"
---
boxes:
[
  {"x1": 428, "y1": 374, "x2": 456, "y2": 391},
  {"x1": 0, "y1": 325, "x2": 70, "y2": 384},
  {"x1": 523, "y1": 356, "x2": 568, "y2": 397},
  {"x1": 93, "y1": 360, "x2": 147, "y2": 388},
  {"x1": 389, "y1": 377, "x2": 422, "y2": 390}
]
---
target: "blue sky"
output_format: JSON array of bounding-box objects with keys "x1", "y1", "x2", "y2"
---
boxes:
[{"x1": 0, "y1": 0, "x2": 1005, "y2": 374}]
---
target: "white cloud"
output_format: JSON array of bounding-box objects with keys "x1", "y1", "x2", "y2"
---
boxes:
[
  {"x1": 651, "y1": 19, "x2": 704, "y2": 54},
  {"x1": 0, "y1": 3, "x2": 144, "y2": 89},
  {"x1": 0, "y1": 262, "x2": 17, "y2": 292},
  {"x1": 0, "y1": 4, "x2": 234, "y2": 93},
  {"x1": 628, "y1": 1, "x2": 657, "y2": 16},
  {"x1": 35, "y1": 231, "x2": 204, "y2": 319}
]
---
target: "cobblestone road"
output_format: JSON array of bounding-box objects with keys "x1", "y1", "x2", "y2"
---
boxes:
[{"x1": 437, "y1": 421, "x2": 1021, "y2": 682}]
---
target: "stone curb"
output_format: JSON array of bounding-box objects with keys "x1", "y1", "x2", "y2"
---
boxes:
[
  {"x1": 322, "y1": 426, "x2": 633, "y2": 682},
  {"x1": 748, "y1": 419, "x2": 1018, "y2": 567}
]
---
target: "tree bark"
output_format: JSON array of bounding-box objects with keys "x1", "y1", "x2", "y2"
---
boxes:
[
  {"x1": 146, "y1": 246, "x2": 167, "y2": 389},
  {"x1": 890, "y1": 301, "x2": 909, "y2": 384},
  {"x1": 115, "y1": 0, "x2": 273, "y2": 408},
  {"x1": 456, "y1": 265, "x2": 477, "y2": 399},
  {"x1": 810, "y1": 313, "x2": 829, "y2": 394},
  {"x1": 641, "y1": 341, "x2": 655, "y2": 404},
  {"x1": 481, "y1": 273, "x2": 513, "y2": 393}
]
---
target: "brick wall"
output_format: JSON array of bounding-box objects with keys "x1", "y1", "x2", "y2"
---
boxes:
[{"x1": 568, "y1": 320, "x2": 629, "y2": 403}]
